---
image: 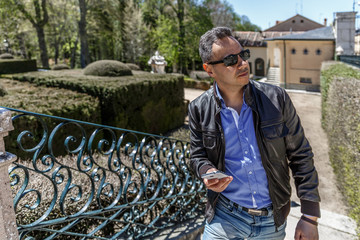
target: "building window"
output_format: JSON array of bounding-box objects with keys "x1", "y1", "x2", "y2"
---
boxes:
[
  {"x1": 300, "y1": 77, "x2": 312, "y2": 84},
  {"x1": 291, "y1": 48, "x2": 296, "y2": 54},
  {"x1": 300, "y1": 19, "x2": 304, "y2": 23},
  {"x1": 292, "y1": 20, "x2": 295, "y2": 23},
  {"x1": 303, "y1": 48, "x2": 308, "y2": 55},
  {"x1": 316, "y1": 49, "x2": 321, "y2": 55}
]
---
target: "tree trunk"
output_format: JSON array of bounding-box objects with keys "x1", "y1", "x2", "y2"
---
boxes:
[
  {"x1": 177, "y1": 0, "x2": 187, "y2": 74},
  {"x1": 35, "y1": 26, "x2": 49, "y2": 68},
  {"x1": 70, "y1": 37, "x2": 78, "y2": 69},
  {"x1": 16, "y1": 33, "x2": 27, "y2": 59},
  {"x1": 78, "y1": 0, "x2": 90, "y2": 68}
]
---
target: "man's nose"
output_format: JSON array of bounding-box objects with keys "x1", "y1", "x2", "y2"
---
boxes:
[{"x1": 237, "y1": 55, "x2": 246, "y2": 68}]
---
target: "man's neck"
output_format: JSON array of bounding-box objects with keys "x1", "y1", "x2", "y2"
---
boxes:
[{"x1": 217, "y1": 83, "x2": 245, "y2": 114}]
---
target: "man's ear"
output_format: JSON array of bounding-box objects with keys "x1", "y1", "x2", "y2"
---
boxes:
[{"x1": 203, "y1": 63, "x2": 214, "y2": 77}]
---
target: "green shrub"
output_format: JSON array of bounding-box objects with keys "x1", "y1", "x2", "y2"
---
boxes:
[
  {"x1": 0, "y1": 78, "x2": 101, "y2": 158},
  {"x1": 9, "y1": 70, "x2": 185, "y2": 134},
  {"x1": 321, "y1": 62, "x2": 360, "y2": 129},
  {"x1": 184, "y1": 77, "x2": 211, "y2": 90},
  {"x1": 0, "y1": 53, "x2": 14, "y2": 59},
  {"x1": 84, "y1": 60, "x2": 132, "y2": 77},
  {"x1": 0, "y1": 59, "x2": 37, "y2": 74},
  {"x1": 321, "y1": 63, "x2": 360, "y2": 237},
  {"x1": 52, "y1": 63, "x2": 70, "y2": 70},
  {"x1": 125, "y1": 63, "x2": 140, "y2": 70}
]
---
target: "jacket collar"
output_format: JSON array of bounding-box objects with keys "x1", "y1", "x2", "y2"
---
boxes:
[{"x1": 213, "y1": 80, "x2": 255, "y2": 109}]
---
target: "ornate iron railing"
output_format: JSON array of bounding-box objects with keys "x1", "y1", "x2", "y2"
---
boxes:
[{"x1": 2, "y1": 107, "x2": 206, "y2": 239}]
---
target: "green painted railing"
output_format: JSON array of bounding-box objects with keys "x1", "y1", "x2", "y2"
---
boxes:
[{"x1": 2, "y1": 107, "x2": 206, "y2": 239}]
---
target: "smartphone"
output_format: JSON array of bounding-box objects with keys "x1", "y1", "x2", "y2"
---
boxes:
[{"x1": 201, "y1": 170, "x2": 229, "y2": 179}]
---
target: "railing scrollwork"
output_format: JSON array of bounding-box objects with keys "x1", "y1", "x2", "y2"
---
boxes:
[{"x1": 2, "y1": 107, "x2": 205, "y2": 239}]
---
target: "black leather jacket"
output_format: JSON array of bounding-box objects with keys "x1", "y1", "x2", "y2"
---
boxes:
[{"x1": 188, "y1": 80, "x2": 320, "y2": 227}]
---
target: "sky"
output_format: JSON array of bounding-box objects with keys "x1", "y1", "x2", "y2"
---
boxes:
[{"x1": 227, "y1": 0, "x2": 359, "y2": 30}]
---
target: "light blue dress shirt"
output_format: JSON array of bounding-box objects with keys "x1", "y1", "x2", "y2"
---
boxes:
[{"x1": 215, "y1": 83, "x2": 272, "y2": 209}]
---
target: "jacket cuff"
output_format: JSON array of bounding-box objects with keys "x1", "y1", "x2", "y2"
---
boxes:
[
  {"x1": 199, "y1": 164, "x2": 216, "y2": 177},
  {"x1": 300, "y1": 199, "x2": 321, "y2": 218}
]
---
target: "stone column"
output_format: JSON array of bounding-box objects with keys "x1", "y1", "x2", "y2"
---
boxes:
[{"x1": 0, "y1": 108, "x2": 19, "y2": 239}]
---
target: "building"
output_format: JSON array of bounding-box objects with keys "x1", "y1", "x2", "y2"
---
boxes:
[
  {"x1": 234, "y1": 14, "x2": 325, "y2": 78},
  {"x1": 265, "y1": 27, "x2": 335, "y2": 91}
]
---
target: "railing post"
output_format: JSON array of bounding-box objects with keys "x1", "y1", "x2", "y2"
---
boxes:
[{"x1": 0, "y1": 108, "x2": 19, "y2": 239}]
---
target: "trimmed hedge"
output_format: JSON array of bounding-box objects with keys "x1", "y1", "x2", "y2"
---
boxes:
[
  {"x1": 0, "y1": 78, "x2": 101, "y2": 158},
  {"x1": 51, "y1": 63, "x2": 70, "y2": 70},
  {"x1": 0, "y1": 59, "x2": 37, "y2": 74},
  {"x1": 84, "y1": 60, "x2": 132, "y2": 77},
  {"x1": 125, "y1": 63, "x2": 141, "y2": 70},
  {"x1": 321, "y1": 62, "x2": 360, "y2": 237},
  {"x1": 9, "y1": 70, "x2": 185, "y2": 134},
  {"x1": 0, "y1": 53, "x2": 14, "y2": 59},
  {"x1": 184, "y1": 77, "x2": 211, "y2": 90}
]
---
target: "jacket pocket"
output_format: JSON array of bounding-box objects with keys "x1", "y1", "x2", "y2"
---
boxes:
[
  {"x1": 202, "y1": 130, "x2": 220, "y2": 149},
  {"x1": 261, "y1": 122, "x2": 288, "y2": 140}
]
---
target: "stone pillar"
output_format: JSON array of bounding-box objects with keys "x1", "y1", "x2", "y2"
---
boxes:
[
  {"x1": 0, "y1": 108, "x2": 19, "y2": 239},
  {"x1": 335, "y1": 11, "x2": 357, "y2": 55}
]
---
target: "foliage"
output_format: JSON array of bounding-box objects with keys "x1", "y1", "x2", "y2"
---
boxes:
[
  {"x1": 0, "y1": 59, "x2": 37, "y2": 74},
  {"x1": 125, "y1": 63, "x2": 141, "y2": 70},
  {"x1": 0, "y1": 0, "x2": 260, "y2": 72},
  {"x1": 202, "y1": 0, "x2": 261, "y2": 31},
  {"x1": 9, "y1": 70, "x2": 186, "y2": 134},
  {"x1": 320, "y1": 62, "x2": 360, "y2": 129},
  {"x1": 83, "y1": 60, "x2": 132, "y2": 77},
  {"x1": 51, "y1": 63, "x2": 70, "y2": 70},
  {"x1": 321, "y1": 63, "x2": 360, "y2": 237},
  {"x1": 0, "y1": 53, "x2": 14, "y2": 59}
]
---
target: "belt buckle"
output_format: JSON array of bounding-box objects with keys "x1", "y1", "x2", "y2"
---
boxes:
[{"x1": 247, "y1": 209, "x2": 263, "y2": 216}]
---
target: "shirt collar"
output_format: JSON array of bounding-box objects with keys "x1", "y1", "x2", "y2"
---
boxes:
[{"x1": 214, "y1": 82, "x2": 248, "y2": 110}]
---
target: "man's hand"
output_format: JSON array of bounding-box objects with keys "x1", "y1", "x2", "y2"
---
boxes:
[
  {"x1": 294, "y1": 216, "x2": 319, "y2": 240},
  {"x1": 203, "y1": 168, "x2": 233, "y2": 192}
]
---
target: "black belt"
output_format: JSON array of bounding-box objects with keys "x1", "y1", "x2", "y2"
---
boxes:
[{"x1": 219, "y1": 195, "x2": 270, "y2": 216}]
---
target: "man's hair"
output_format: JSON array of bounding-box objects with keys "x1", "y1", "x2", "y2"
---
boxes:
[{"x1": 199, "y1": 27, "x2": 233, "y2": 63}]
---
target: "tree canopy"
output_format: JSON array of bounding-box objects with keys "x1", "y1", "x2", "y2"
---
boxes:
[{"x1": 0, "y1": 0, "x2": 261, "y2": 72}]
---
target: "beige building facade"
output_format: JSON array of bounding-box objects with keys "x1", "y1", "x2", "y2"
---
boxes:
[
  {"x1": 234, "y1": 14, "x2": 325, "y2": 78},
  {"x1": 266, "y1": 27, "x2": 335, "y2": 91}
]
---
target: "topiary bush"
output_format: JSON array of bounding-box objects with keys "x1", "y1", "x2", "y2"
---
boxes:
[
  {"x1": 0, "y1": 59, "x2": 37, "y2": 74},
  {"x1": 84, "y1": 60, "x2": 132, "y2": 77},
  {"x1": 51, "y1": 63, "x2": 70, "y2": 70},
  {"x1": 0, "y1": 53, "x2": 14, "y2": 59},
  {"x1": 125, "y1": 63, "x2": 140, "y2": 70},
  {"x1": 9, "y1": 70, "x2": 186, "y2": 134}
]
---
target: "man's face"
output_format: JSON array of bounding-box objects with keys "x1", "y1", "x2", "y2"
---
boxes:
[{"x1": 203, "y1": 36, "x2": 250, "y2": 89}]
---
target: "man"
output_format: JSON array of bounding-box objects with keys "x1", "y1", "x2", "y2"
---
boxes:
[{"x1": 188, "y1": 27, "x2": 320, "y2": 239}]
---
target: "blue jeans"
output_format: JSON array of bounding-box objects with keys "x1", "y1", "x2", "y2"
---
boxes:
[{"x1": 203, "y1": 196, "x2": 286, "y2": 240}]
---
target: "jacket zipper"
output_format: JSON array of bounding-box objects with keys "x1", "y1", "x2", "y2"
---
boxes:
[{"x1": 252, "y1": 108, "x2": 280, "y2": 229}]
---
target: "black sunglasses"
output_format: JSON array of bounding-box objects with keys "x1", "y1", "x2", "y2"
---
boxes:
[{"x1": 207, "y1": 49, "x2": 250, "y2": 66}]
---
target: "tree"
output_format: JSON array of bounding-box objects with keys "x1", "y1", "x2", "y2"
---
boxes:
[
  {"x1": 12, "y1": 0, "x2": 50, "y2": 68},
  {"x1": 78, "y1": 0, "x2": 90, "y2": 68},
  {"x1": 123, "y1": 0, "x2": 148, "y2": 64}
]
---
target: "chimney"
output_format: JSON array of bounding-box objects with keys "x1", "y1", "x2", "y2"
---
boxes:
[
  {"x1": 324, "y1": 18, "x2": 327, "y2": 26},
  {"x1": 276, "y1": 20, "x2": 280, "y2": 25}
]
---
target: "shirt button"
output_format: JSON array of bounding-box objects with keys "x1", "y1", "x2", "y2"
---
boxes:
[
  {"x1": 245, "y1": 151, "x2": 248, "y2": 154},
  {"x1": 240, "y1": 130, "x2": 243, "y2": 133},
  {"x1": 253, "y1": 191, "x2": 257, "y2": 194},
  {"x1": 249, "y1": 171, "x2": 253, "y2": 174}
]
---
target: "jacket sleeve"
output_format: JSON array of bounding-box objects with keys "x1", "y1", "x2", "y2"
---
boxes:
[
  {"x1": 283, "y1": 91, "x2": 321, "y2": 218},
  {"x1": 188, "y1": 103, "x2": 216, "y2": 179}
]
